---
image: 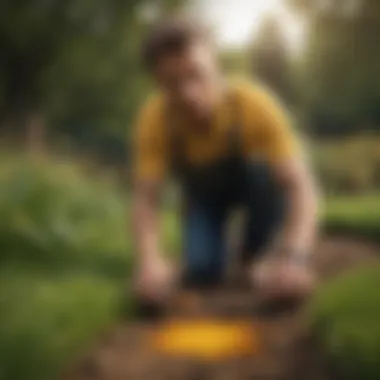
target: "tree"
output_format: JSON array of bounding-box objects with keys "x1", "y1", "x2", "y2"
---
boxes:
[
  {"x1": 0, "y1": 0, "x2": 184, "y2": 157},
  {"x1": 287, "y1": 0, "x2": 380, "y2": 136},
  {"x1": 251, "y1": 15, "x2": 295, "y2": 107}
]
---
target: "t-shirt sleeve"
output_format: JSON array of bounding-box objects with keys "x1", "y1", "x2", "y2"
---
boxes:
[
  {"x1": 241, "y1": 83, "x2": 301, "y2": 163},
  {"x1": 132, "y1": 97, "x2": 167, "y2": 183}
]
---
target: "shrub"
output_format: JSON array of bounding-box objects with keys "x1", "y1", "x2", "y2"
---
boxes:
[
  {"x1": 309, "y1": 265, "x2": 380, "y2": 380},
  {"x1": 0, "y1": 154, "x2": 131, "y2": 279},
  {"x1": 0, "y1": 153, "x2": 132, "y2": 380},
  {"x1": 313, "y1": 134, "x2": 380, "y2": 194}
]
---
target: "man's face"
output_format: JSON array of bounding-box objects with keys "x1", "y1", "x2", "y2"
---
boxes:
[{"x1": 154, "y1": 43, "x2": 220, "y2": 120}]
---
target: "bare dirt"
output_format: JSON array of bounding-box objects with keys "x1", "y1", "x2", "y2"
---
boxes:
[{"x1": 63, "y1": 236, "x2": 379, "y2": 380}]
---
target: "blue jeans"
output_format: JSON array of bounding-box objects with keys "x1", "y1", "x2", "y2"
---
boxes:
[{"x1": 183, "y1": 162, "x2": 285, "y2": 285}]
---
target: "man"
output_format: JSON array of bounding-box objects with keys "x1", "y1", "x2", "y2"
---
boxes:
[{"x1": 132, "y1": 17, "x2": 318, "y2": 304}]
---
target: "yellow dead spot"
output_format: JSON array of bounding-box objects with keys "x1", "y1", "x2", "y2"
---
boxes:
[{"x1": 150, "y1": 319, "x2": 261, "y2": 360}]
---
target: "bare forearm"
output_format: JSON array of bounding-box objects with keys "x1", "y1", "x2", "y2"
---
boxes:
[
  {"x1": 274, "y1": 159, "x2": 320, "y2": 255},
  {"x1": 132, "y1": 187, "x2": 161, "y2": 264},
  {"x1": 279, "y1": 180, "x2": 319, "y2": 253}
]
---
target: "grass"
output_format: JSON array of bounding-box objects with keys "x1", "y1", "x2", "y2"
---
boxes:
[
  {"x1": 0, "y1": 273, "x2": 120, "y2": 380},
  {"x1": 309, "y1": 193, "x2": 380, "y2": 379},
  {"x1": 309, "y1": 265, "x2": 380, "y2": 380},
  {"x1": 322, "y1": 193, "x2": 380, "y2": 240}
]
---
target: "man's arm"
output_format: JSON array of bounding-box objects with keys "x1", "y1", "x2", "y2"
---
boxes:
[
  {"x1": 131, "y1": 97, "x2": 167, "y2": 265},
  {"x1": 132, "y1": 181, "x2": 162, "y2": 266},
  {"x1": 243, "y1": 85, "x2": 319, "y2": 298},
  {"x1": 131, "y1": 98, "x2": 174, "y2": 300},
  {"x1": 244, "y1": 85, "x2": 320, "y2": 259},
  {"x1": 255, "y1": 154, "x2": 319, "y2": 299},
  {"x1": 272, "y1": 153, "x2": 320, "y2": 258},
  {"x1": 132, "y1": 179, "x2": 174, "y2": 301}
]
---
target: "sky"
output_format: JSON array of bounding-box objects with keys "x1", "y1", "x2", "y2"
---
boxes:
[{"x1": 191, "y1": 0, "x2": 306, "y2": 52}]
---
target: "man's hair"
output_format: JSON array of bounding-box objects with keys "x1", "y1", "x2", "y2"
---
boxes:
[{"x1": 141, "y1": 16, "x2": 212, "y2": 71}]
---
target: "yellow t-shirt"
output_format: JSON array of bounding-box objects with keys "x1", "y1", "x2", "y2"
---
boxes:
[{"x1": 133, "y1": 79, "x2": 300, "y2": 183}]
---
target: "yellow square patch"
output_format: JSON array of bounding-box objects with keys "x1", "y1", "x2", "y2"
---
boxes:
[{"x1": 149, "y1": 319, "x2": 261, "y2": 360}]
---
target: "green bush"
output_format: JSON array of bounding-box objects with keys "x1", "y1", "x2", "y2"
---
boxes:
[
  {"x1": 313, "y1": 134, "x2": 380, "y2": 194},
  {"x1": 309, "y1": 265, "x2": 380, "y2": 380},
  {"x1": 0, "y1": 154, "x2": 132, "y2": 380},
  {"x1": 0, "y1": 154, "x2": 131, "y2": 279}
]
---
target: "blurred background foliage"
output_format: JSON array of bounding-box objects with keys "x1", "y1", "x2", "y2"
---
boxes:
[
  {"x1": 0, "y1": 0, "x2": 182, "y2": 164},
  {"x1": 1, "y1": 0, "x2": 379, "y2": 188},
  {"x1": 0, "y1": 0, "x2": 379, "y2": 379}
]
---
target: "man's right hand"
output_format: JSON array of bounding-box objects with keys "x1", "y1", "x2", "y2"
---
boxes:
[
  {"x1": 133, "y1": 256, "x2": 175, "y2": 303},
  {"x1": 249, "y1": 254, "x2": 315, "y2": 302}
]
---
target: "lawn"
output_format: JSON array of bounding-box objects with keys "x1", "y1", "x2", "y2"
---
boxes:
[{"x1": 323, "y1": 193, "x2": 380, "y2": 240}]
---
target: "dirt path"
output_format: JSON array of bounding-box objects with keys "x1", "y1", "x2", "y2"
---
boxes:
[{"x1": 63, "y1": 237, "x2": 379, "y2": 380}]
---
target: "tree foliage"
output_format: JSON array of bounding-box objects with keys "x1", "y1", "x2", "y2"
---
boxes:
[
  {"x1": 289, "y1": 0, "x2": 380, "y2": 135},
  {"x1": 0, "y1": 0, "x2": 183, "y2": 159},
  {"x1": 251, "y1": 15, "x2": 295, "y2": 107}
]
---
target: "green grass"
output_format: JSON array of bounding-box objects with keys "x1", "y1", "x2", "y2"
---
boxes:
[
  {"x1": 0, "y1": 273, "x2": 120, "y2": 380},
  {"x1": 308, "y1": 265, "x2": 380, "y2": 380},
  {"x1": 322, "y1": 194, "x2": 380, "y2": 240},
  {"x1": 309, "y1": 193, "x2": 380, "y2": 378}
]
